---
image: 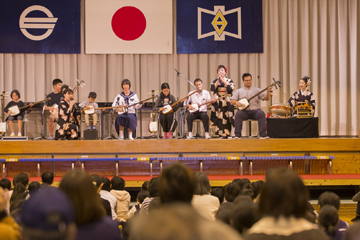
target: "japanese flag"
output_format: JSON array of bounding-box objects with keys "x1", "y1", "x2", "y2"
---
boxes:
[{"x1": 85, "y1": 0, "x2": 172, "y2": 54}]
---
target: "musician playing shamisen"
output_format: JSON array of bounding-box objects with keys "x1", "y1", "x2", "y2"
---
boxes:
[
  {"x1": 4, "y1": 90, "x2": 33, "y2": 137},
  {"x1": 230, "y1": 73, "x2": 272, "y2": 139},
  {"x1": 185, "y1": 78, "x2": 212, "y2": 139},
  {"x1": 112, "y1": 79, "x2": 143, "y2": 140}
]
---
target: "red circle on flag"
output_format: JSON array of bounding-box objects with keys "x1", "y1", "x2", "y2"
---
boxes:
[{"x1": 111, "y1": 6, "x2": 146, "y2": 41}]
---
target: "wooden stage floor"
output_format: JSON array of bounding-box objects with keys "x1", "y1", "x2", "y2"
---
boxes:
[{"x1": 1, "y1": 137, "x2": 360, "y2": 186}]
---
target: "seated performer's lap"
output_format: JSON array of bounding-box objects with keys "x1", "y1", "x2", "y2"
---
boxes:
[
  {"x1": 115, "y1": 113, "x2": 137, "y2": 132},
  {"x1": 234, "y1": 109, "x2": 265, "y2": 137}
]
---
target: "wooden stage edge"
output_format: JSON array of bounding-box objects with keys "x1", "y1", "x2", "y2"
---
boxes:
[{"x1": 1, "y1": 137, "x2": 360, "y2": 155}]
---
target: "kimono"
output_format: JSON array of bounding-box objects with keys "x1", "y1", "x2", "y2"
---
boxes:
[
  {"x1": 288, "y1": 89, "x2": 315, "y2": 116},
  {"x1": 210, "y1": 78, "x2": 235, "y2": 138},
  {"x1": 55, "y1": 100, "x2": 80, "y2": 140}
]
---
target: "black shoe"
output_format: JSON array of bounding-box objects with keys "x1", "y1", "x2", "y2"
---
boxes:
[{"x1": 351, "y1": 216, "x2": 360, "y2": 222}]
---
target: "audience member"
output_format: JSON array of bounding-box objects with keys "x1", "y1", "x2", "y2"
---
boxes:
[
  {"x1": 110, "y1": 176, "x2": 130, "y2": 222},
  {"x1": 211, "y1": 187, "x2": 224, "y2": 204},
  {"x1": 27, "y1": 181, "x2": 41, "y2": 195},
  {"x1": 99, "y1": 177, "x2": 117, "y2": 220},
  {"x1": 59, "y1": 170, "x2": 121, "y2": 240},
  {"x1": 0, "y1": 186, "x2": 21, "y2": 240},
  {"x1": 243, "y1": 168, "x2": 328, "y2": 240},
  {"x1": 8, "y1": 173, "x2": 29, "y2": 214},
  {"x1": 192, "y1": 172, "x2": 220, "y2": 221},
  {"x1": 140, "y1": 177, "x2": 159, "y2": 214},
  {"x1": 128, "y1": 203, "x2": 242, "y2": 240},
  {"x1": 0, "y1": 178, "x2": 12, "y2": 213},
  {"x1": 128, "y1": 190, "x2": 149, "y2": 219},
  {"x1": 318, "y1": 205, "x2": 342, "y2": 240},
  {"x1": 216, "y1": 202, "x2": 235, "y2": 225},
  {"x1": 141, "y1": 181, "x2": 149, "y2": 191},
  {"x1": 224, "y1": 182, "x2": 241, "y2": 203},
  {"x1": 19, "y1": 187, "x2": 76, "y2": 240},
  {"x1": 41, "y1": 171, "x2": 54, "y2": 187},
  {"x1": 233, "y1": 195, "x2": 253, "y2": 205},
  {"x1": 89, "y1": 174, "x2": 112, "y2": 217},
  {"x1": 231, "y1": 202, "x2": 259, "y2": 235},
  {"x1": 342, "y1": 222, "x2": 360, "y2": 240}
]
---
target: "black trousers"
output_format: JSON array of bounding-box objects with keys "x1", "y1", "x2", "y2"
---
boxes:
[
  {"x1": 234, "y1": 109, "x2": 266, "y2": 137},
  {"x1": 159, "y1": 113, "x2": 174, "y2": 132},
  {"x1": 187, "y1": 112, "x2": 209, "y2": 132}
]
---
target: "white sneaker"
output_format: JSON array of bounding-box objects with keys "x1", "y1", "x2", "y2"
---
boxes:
[
  {"x1": 118, "y1": 137, "x2": 124, "y2": 140},
  {"x1": 10, "y1": 133, "x2": 15, "y2": 137},
  {"x1": 187, "y1": 133, "x2": 194, "y2": 139},
  {"x1": 205, "y1": 133, "x2": 211, "y2": 139},
  {"x1": 18, "y1": 132, "x2": 22, "y2": 137},
  {"x1": 260, "y1": 136, "x2": 270, "y2": 139},
  {"x1": 129, "y1": 136, "x2": 135, "y2": 140}
]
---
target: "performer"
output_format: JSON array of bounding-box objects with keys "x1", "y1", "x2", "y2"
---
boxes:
[
  {"x1": 45, "y1": 79, "x2": 63, "y2": 140},
  {"x1": 4, "y1": 90, "x2": 33, "y2": 137},
  {"x1": 154, "y1": 83, "x2": 181, "y2": 139},
  {"x1": 79, "y1": 92, "x2": 99, "y2": 130},
  {"x1": 210, "y1": 65, "x2": 235, "y2": 139},
  {"x1": 288, "y1": 76, "x2": 315, "y2": 117},
  {"x1": 230, "y1": 73, "x2": 271, "y2": 139},
  {"x1": 112, "y1": 79, "x2": 142, "y2": 140},
  {"x1": 55, "y1": 85, "x2": 80, "y2": 140},
  {"x1": 185, "y1": 78, "x2": 211, "y2": 139}
]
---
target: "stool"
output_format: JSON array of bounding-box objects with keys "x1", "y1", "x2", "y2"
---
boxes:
[
  {"x1": 81, "y1": 113, "x2": 101, "y2": 139},
  {"x1": 243, "y1": 119, "x2": 258, "y2": 137},
  {"x1": 193, "y1": 119, "x2": 203, "y2": 138}
]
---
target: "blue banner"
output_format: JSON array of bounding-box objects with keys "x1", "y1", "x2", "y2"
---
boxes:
[
  {"x1": 177, "y1": 0, "x2": 263, "y2": 54},
  {"x1": 0, "y1": 0, "x2": 80, "y2": 53}
]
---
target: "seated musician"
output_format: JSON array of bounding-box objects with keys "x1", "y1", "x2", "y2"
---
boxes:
[
  {"x1": 229, "y1": 73, "x2": 271, "y2": 139},
  {"x1": 112, "y1": 79, "x2": 142, "y2": 140},
  {"x1": 79, "y1": 92, "x2": 99, "y2": 130},
  {"x1": 45, "y1": 79, "x2": 63, "y2": 140},
  {"x1": 288, "y1": 76, "x2": 315, "y2": 117},
  {"x1": 55, "y1": 85, "x2": 80, "y2": 140},
  {"x1": 154, "y1": 83, "x2": 180, "y2": 139},
  {"x1": 185, "y1": 78, "x2": 212, "y2": 139},
  {"x1": 4, "y1": 90, "x2": 33, "y2": 137}
]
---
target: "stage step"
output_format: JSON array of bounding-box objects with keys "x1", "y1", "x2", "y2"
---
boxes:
[{"x1": 2, "y1": 136, "x2": 28, "y2": 141}]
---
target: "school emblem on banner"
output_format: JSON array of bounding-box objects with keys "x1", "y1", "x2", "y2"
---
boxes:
[
  {"x1": 177, "y1": 0, "x2": 263, "y2": 54},
  {"x1": 0, "y1": 0, "x2": 80, "y2": 53}
]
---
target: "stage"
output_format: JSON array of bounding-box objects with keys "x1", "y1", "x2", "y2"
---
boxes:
[{"x1": 1, "y1": 137, "x2": 360, "y2": 187}]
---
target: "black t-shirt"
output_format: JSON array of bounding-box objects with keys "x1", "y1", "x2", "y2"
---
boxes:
[
  {"x1": 4, "y1": 101, "x2": 25, "y2": 118},
  {"x1": 46, "y1": 92, "x2": 63, "y2": 106}
]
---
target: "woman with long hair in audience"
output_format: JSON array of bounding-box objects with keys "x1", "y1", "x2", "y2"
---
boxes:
[
  {"x1": 59, "y1": 169, "x2": 121, "y2": 240},
  {"x1": 318, "y1": 205, "x2": 343, "y2": 240},
  {"x1": 243, "y1": 168, "x2": 328, "y2": 240},
  {"x1": 191, "y1": 172, "x2": 220, "y2": 221}
]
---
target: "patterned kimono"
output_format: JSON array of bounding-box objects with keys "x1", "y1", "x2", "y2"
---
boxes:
[
  {"x1": 210, "y1": 78, "x2": 235, "y2": 138},
  {"x1": 55, "y1": 100, "x2": 80, "y2": 140},
  {"x1": 288, "y1": 89, "x2": 316, "y2": 116}
]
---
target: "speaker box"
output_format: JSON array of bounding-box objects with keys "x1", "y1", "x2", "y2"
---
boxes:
[{"x1": 84, "y1": 130, "x2": 98, "y2": 140}]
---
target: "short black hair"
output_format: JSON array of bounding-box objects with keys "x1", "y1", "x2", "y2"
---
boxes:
[
  {"x1": 52, "y1": 78, "x2": 63, "y2": 86},
  {"x1": 121, "y1": 79, "x2": 131, "y2": 89},
  {"x1": 100, "y1": 177, "x2": 111, "y2": 191},
  {"x1": 148, "y1": 177, "x2": 160, "y2": 198},
  {"x1": 61, "y1": 84, "x2": 73, "y2": 96},
  {"x1": 161, "y1": 83, "x2": 170, "y2": 90},
  {"x1": 223, "y1": 182, "x2": 241, "y2": 202},
  {"x1": 41, "y1": 171, "x2": 54, "y2": 185},
  {"x1": 13, "y1": 173, "x2": 29, "y2": 186},
  {"x1": 0, "y1": 178, "x2": 11, "y2": 190},
  {"x1": 211, "y1": 187, "x2": 224, "y2": 204},
  {"x1": 141, "y1": 181, "x2": 149, "y2": 191},
  {"x1": 318, "y1": 191, "x2": 340, "y2": 210},
  {"x1": 88, "y1": 92, "x2": 97, "y2": 99},
  {"x1": 216, "y1": 202, "x2": 234, "y2": 224},
  {"x1": 11, "y1": 90, "x2": 20, "y2": 99},
  {"x1": 242, "y1": 73, "x2": 252, "y2": 80},
  {"x1": 28, "y1": 181, "x2": 41, "y2": 193},
  {"x1": 194, "y1": 78, "x2": 202, "y2": 84},
  {"x1": 137, "y1": 190, "x2": 150, "y2": 204},
  {"x1": 111, "y1": 176, "x2": 125, "y2": 190},
  {"x1": 231, "y1": 202, "x2": 260, "y2": 234},
  {"x1": 90, "y1": 174, "x2": 101, "y2": 187}
]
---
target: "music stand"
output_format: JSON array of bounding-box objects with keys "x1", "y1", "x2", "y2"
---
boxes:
[
  {"x1": 33, "y1": 103, "x2": 47, "y2": 140},
  {"x1": 102, "y1": 109, "x2": 118, "y2": 140}
]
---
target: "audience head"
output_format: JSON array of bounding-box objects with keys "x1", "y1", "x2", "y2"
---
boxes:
[
  {"x1": 194, "y1": 172, "x2": 211, "y2": 195},
  {"x1": 13, "y1": 173, "x2": 29, "y2": 187},
  {"x1": 148, "y1": 177, "x2": 160, "y2": 198},
  {"x1": 41, "y1": 171, "x2": 54, "y2": 185},
  {"x1": 318, "y1": 205, "x2": 339, "y2": 237},
  {"x1": 59, "y1": 169, "x2": 105, "y2": 226},
  {"x1": 318, "y1": 191, "x2": 340, "y2": 210},
  {"x1": 110, "y1": 176, "x2": 125, "y2": 190},
  {"x1": 100, "y1": 177, "x2": 111, "y2": 191},
  {"x1": 211, "y1": 187, "x2": 224, "y2": 204},
  {"x1": 231, "y1": 202, "x2": 259, "y2": 235},
  {"x1": 233, "y1": 195, "x2": 253, "y2": 205},
  {"x1": 259, "y1": 168, "x2": 308, "y2": 219},
  {"x1": 19, "y1": 187, "x2": 76, "y2": 240},
  {"x1": 0, "y1": 178, "x2": 11, "y2": 190},
  {"x1": 28, "y1": 181, "x2": 41, "y2": 193},
  {"x1": 240, "y1": 185, "x2": 255, "y2": 200},
  {"x1": 216, "y1": 202, "x2": 235, "y2": 225},
  {"x1": 223, "y1": 182, "x2": 241, "y2": 202},
  {"x1": 141, "y1": 181, "x2": 149, "y2": 191},
  {"x1": 89, "y1": 174, "x2": 101, "y2": 187},
  {"x1": 251, "y1": 180, "x2": 265, "y2": 199},
  {"x1": 159, "y1": 163, "x2": 195, "y2": 204},
  {"x1": 137, "y1": 190, "x2": 150, "y2": 204}
]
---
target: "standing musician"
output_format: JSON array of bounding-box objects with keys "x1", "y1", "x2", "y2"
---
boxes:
[
  {"x1": 55, "y1": 85, "x2": 80, "y2": 140},
  {"x1": 185, "y1": 78, "x2": 212, "y2": 139},
  {"x1": 210, "y1": 65, "x2": 235, "y2": 139},
  {"x1": 4, "y1": 90, "x2": 33, "y2": 137},
  {"x1": 112, "y1": 79, "x2": 143, "y2": 140},
  {"x1": 154, "y1": 83, "x2": 181, "y2": 139},
  {"x1": 45, "y1": 79, "x2": 63, "y2": 140},
  {"x1": 288, "y1": 76, "x2": 315, "y2": 117},
  {"x1": 230, "y1": 73, "x2": 271, "y2": 139}
]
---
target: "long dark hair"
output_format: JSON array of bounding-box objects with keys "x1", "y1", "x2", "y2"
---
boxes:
[{"x1": 160, "y1": 83, "x2": 170, "y2": 100}]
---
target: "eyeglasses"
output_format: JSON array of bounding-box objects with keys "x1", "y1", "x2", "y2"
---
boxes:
[{"x1": 243, "y1": 79, "x2": 252, "y2": 82}]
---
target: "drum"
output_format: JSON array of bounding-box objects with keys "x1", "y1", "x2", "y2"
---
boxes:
[
  {"x1": 218, "y1": 87, "x2": 227, "y2": 96},
  {"x1": 269, "y1": 103, "x2": 290, "y2": 118}
]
